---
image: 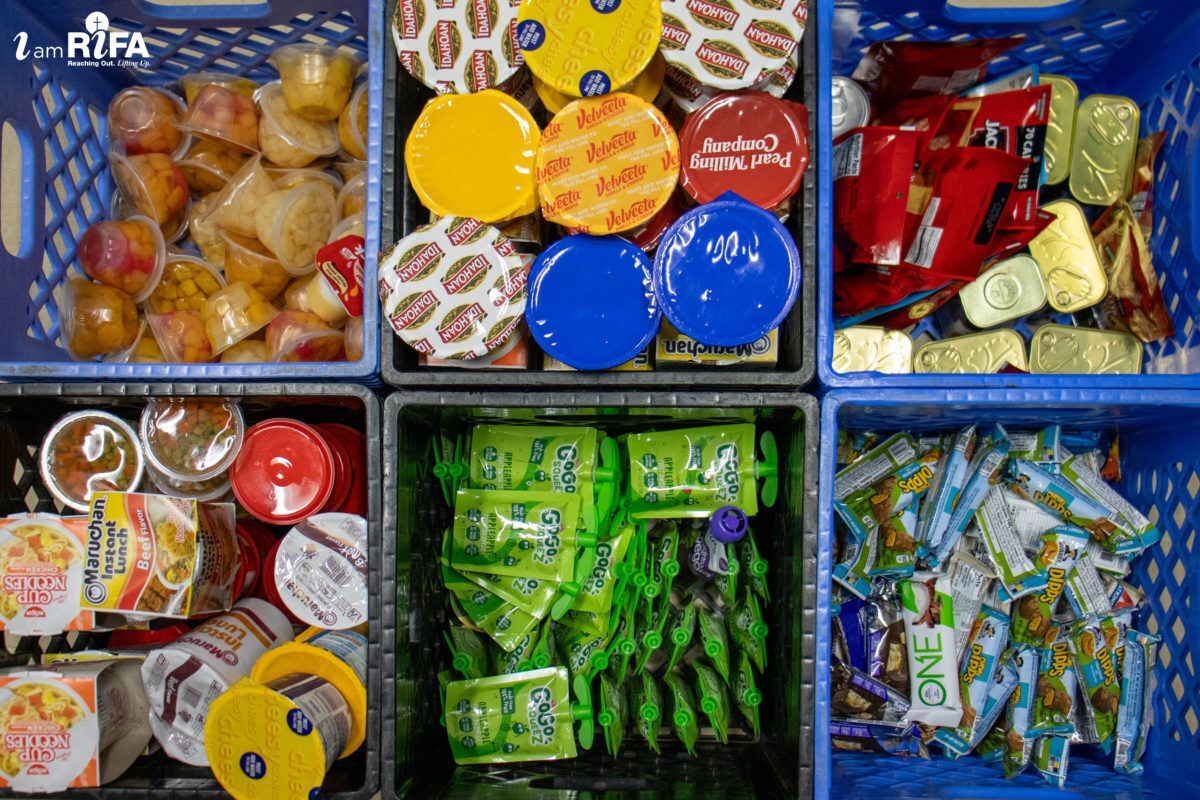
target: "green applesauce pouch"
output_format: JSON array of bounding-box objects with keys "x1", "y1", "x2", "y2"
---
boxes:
[
  {"x1": 737, "y1": 527, "x2": 769, "y2": 604},
  {"x1": 712, "y1": 537, "x2": 741, "y2": 606},
  {"x1": 442, "y1": 542, "x2": 541, "y2": 652},
  {"x1": 634, "y1": 603, "x2": 667, "y2": 675},
  {"x1": 446, "y1": 624, "x2": 490, "y2": 679},
  {"x1": 1068, "y1": 617, "x2": 1120, "y2": 752},
  {"x1": 597, "y1": 671, "x2": 627, "y2": 758},
  {"x1": 494, "y1": 627, "x2": 539, "y2": 675},
  {"x1": 664, "y1": 668, "x2": 700, "y2": 755},
  {"x1": 452, "y1": 488, "x2": 583, "y2": 583},
  {"x1": 731, "y1": 589, "x2": 769, "y2": 673},
  {"x1": 697, "y1": 605, "x2": 732, "y2": 683},
  {"x1": 627, "y1": 424, "x2": 775, "y2": 519},
  {"x1": 529, "y1": 617, "x2": 556, "y2": 669},
  {"x1": 571, "y1": 523, "x2": 633, "y2": 615},
  {"x1": 444, "y1": 667, "x2": 593, "y2": 764},
  {"x1": 666, "y1": 600, "x2": 698, "y2": 672},
  {"x1": 558, "y1": 625, "x2": 609, "y2": 680},
  {"x1": 693, "y1": 660, "x2": 731, "y2": 743},
  {"x1": 630, "y1": 671, "x2": 663, "y2": 753},
  {"x1": 644, "y1": 526, "x2": 681, "y2": 602},
  {"x1": 734, "y1": 651, "x2": 763, "y2": 738}
]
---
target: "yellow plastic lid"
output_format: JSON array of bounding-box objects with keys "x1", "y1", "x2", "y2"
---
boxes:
[
  {"x1": 536, "y1": 93, "x2": 681, "y2": 234},
  {"x1": 534, "y1": 52, "x2": 667, "y2": 114},
  {"x1": 405, "y1": 90, "x2": 539, "y2": 223},
  {"x1": 515, "y1": 0, "x2": 661, "y2": 98},
  {"x1": 250, "y1": 626, "x2": 367, "y2": 759}
]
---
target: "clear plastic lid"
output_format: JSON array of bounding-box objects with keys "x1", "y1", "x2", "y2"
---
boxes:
[
  {"x1": 254, "y1": 182, "x2": 339, "y2": 275},
  {"x1": 59, "y1": 278, "x2": 140, "y2": 361},
  {"x1": 78, "y1": 215, "x2": 166, "y2": 303},
  {"x1": 39, "y1": 411, "x2": 144, "y2": 512},
  {"x1": 268, "y1": 43, "x2": 361, "y2": 122},
  {"x1": 255, "y1": 81, "x2": 341, "y2": 169},
  {"x1": 140, "y1": 397, "x2": 246, "y2": 482},
  {"x1": 107, "y1": 86, "x2": 190, "y2": 159}
]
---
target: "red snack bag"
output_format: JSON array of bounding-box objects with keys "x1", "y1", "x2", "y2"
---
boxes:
[
  {"x1": 874, "y1": 280, "x2": 967, "y2": 330},
  {"x1": 833, "y1": 262, "x2": 949, "y2": 317},
  {"x1": 871, "y1": 94, "x2": 956, "y2": 164},
  {"x1": 1092, "y1": 201, "x2": 1175, "y2": 343},
  {"x1": 833, "y1": 126, "x2": 919, "y2": 267},
  {"x1": 1129, "y1": 131, "x2": 1166, "y2": 240},
  {"x1": 901, "y1": 146, "x2": 1037, "y2": 281},
  {"x1": 851, "y1": 37, "x2": 1024, "y2": 101}
]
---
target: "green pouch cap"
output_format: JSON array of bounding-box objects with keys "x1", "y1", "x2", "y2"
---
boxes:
[
  {"x1": 572, "y1": 522, "x2": 634, "y2": 616},
  {"x1": 737, "y1": 527, "x2": 769, "y2": 604},
  {"x1": 693, "y1": 661, "x2": 731, "y2": 744},
  {"x1": 529, "y1": 616, "x2": 557, "y2": 669},
  {"x1": 731, "y1": 589, "x2": 769, "y2": 673},
  {"x1": 630, "y1": 671, "x2": 663, "y2": 753},
  {"x1": 432, "y1": 433, "x2": 467, "y2": 506},
  {"x1": 663, "y1": 668, "x2": 700, "y2": 755},
  {"x1": 634, "y1": 605, "x2": 666, "y2": 675},
  {"x1": 493, "y1": 627, "x2": 540, "y2": 675},
  {"x1": 667, "y1": 600, "x2": 698, "y2": 672},
  {"x1": 451, "y1": 488, "x2": 582, "y2": 584},
  {"x1": 469, "y1": 424, "x2": 599, "y2": 515},
  {"x1": 558, "y1": 624, "x2": 609, "y2": 681},
  {"x1": 643, "y1": 526, "x2": 681, "y2": 602},
  {"x1": 597, "y1": 671, "x2": 628, "y2": 758},
  {"x1": 445, "y1": 625, "x2": 490, "y2": 679},
  {"x1": 734, "y1": 651, "x2": 762, "y2": 738},
  {"x1": 712, "y1": 540, "x2": 741, "y2": 607},
  {"x1": 697, "y1": 605, "x2": 732, "y2": 683},
  {"x1": 437, "y1": 670, "x2": 455, "y2": 727}
]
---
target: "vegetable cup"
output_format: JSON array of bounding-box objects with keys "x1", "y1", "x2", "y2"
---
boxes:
[
  {"x1": 268, "y1": 166, "x2": 343, "y2": 195},
  {"x1": 140, "y1": 397, "x2": 245, "y2": 483},
  {"x1": 254, "y1": 182, "x2": 339, "y2": 275},
  {"x1": 328, "y1": 212, "x2": 365, "y2": 243},
  {"x1": 78, "y1": 216, "x2": 166, "y2": 302},
  {"x1": 110, "y1": 151, "x2": 190, "y2": 241},
  {"x1": 337, "y1": 82, "x2": 368, "y2": 161},
  {"x1": 107, "y1": 86, "x2": 189, "y2": 158},
  {"x1": 265, "y1": 310, "x2": 344, "y2": 362},
  {"x1": 344, "y1": 315, "x2": 363, "y2": 362},
  {"x1": 179, "y1": 72, "x2": 258, "y2": 105},
  {"x1": 188, "y1": 194, "x2": 226, "y2": 267},
  {"x1": 256, "y1": 81, "x2": 341, "y2": 169},
  {"x1": 146, "y1": 460, "x2": 231, "y2": 502},
  {"x1": 178, "y1": 139, "x2": 247, "y2": 194},
  {"x1": 203, "y1": 281, "x2": 281, "y2": 355},
  {"x1": 337, "y1": 170, "x2": 365, "y2": 218},
  {"x1": 219, "y1": 338, "x2": 269, "y2": 363},
  {"x1": 145, "y1": 255, "x2": 227, "y2": 363},
  {"x1": 206, "y1": 155, "x2": 277, "y2": 239},
  {"x1": 221, "y1": 232, "x2": 292, "y2": 301},
  {"x1": 178, "y1": 83, "x2": 260, "y2": 153},
  {"x1": 60, "y1": 278, "x2": 139, "y2": 360},
  {"x1": 269, "y1": 43, "x2": 361, "y2": 122},
  {"x1": 39, "y1": 410, "x2": 144, "y2": 512}
]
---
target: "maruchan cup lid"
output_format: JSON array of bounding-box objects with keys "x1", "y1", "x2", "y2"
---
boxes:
[
  {"x1": 653, "y1": 191, "x2": 801, "y2": 346},
  {"x1": 536, "y1": 93, "x2": 680, "y2": 234},
  {"x1": 392, "y1": 0, "x2": 524, "y2": 94},
  {"x1": 516, "y1": 0, "x2": 661, "y2": 98},
  {"x1": 526, "y1": 234, "x2": 660, "y2": 369},
  {"x1": 679, "y1": 91, "x2": 808, "y2": 208},
  {"x1": 660, "y1": 0, "x2": 808, "y2": 91},
  {"x1": 273, "y1": 513, "x2": 368, "y2": 630},
  {"x1": 380, "y1": 216, "x2": 528, "y2": 359},
  {"x1": 231, "y1": 419, "x2": 336, "y2": 526},
  {"x1": 405, "y1": 90, "x2": 539, "y2": 222}
]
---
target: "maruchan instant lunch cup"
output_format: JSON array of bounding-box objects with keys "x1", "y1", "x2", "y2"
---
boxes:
[
  {"x1": 269, "y1": 512, "x2": 368, "y2": 630},
  {"x1": 230, "y1": 418, "x2": 339, "y2": 526}
]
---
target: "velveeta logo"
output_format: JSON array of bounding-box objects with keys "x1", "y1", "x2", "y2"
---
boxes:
[
  {"x1": 586, "y1": 130, "x2": 638, "y2": 164},
  {"x1": 446, "y1": 218, "x2": 482, "y2": 246},
  {"x1": 605, "y1": 198, "x2": 657, "y2": 231},
  {"x1": 400, "y1": 241, "x2": 444, "y2": 281},
  {"x1": 437, "y1": 303, "x2": 486, "y2": 342},
  {"x1": 595, "y1": 163, "x2": 647, "y2": 198},
  {"x1": 543, "y1": 190, "x2": 581, "y2": 217},
  {"x1": 1034, "y1": 490, "x2": 1068, "y2": 516},
  {"x1": 537, "y1": 156, "x2": 571, "y2": 183},
  {"x1": 575, "y1": 96, "x2": 627, "y2": 129},
  {"x1": 963, "y1": 642, "x2": 986, "y2": 683},
  {"x1": 897, "y1": 465, "x2": 933, "y2": 495}
]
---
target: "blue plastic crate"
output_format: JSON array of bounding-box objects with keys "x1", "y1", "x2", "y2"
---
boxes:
[
  {"x1": 817, "y1": 0, "x2": 1200, "y2": 388},
  {"x1": 817, "y1": 388, "x2": 1200, "y2": 799},
  {"x1": 0, "y1": 0, "x2": 381, "y2": 381}
]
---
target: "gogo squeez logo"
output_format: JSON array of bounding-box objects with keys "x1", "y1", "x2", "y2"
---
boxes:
[
  {"x1": 527, "y1": 687, "x2": 556, "y2": 746},
  {"x1": 714, "y1": 443, "x2": 741, "y2": 503},
  {"x1": 14, "y1": 12, "x2": 151, "y2": 68}
]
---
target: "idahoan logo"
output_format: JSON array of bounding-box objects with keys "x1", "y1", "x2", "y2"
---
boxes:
[{"x1": 14, "y1": 12, "x2": 152, "y2": 68}]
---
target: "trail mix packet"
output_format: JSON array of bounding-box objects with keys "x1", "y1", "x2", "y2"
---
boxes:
[
  {"x1": 1030, "y1": 635, "x2": 1077, "y2": 737},
  {"x1": 1068, "y1": 617, "x2": 1121, "y2": 753}
]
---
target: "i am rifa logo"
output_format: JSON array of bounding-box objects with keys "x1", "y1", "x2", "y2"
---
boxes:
[{"x1": 13, "y1": 11, "x2": 152, "y2": 68}]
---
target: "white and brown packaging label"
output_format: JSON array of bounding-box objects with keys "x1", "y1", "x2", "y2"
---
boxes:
[
  {"x1": 274, "y1": 513, "x2": 368, "y2": 631},
  {"x1": 392, "y1": 0, "x2": 524, "y2": 93}
]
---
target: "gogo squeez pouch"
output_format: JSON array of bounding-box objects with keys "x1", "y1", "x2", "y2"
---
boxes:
[
  {"x1": 626, "y1": 424, "x2": 776, "y2": 520},
  {"x1": 444, "y1": 667, "x2": 594, "y2": 765},
  {"x1": 450, "y1": 488, "x2": 584, "y2": 585}
]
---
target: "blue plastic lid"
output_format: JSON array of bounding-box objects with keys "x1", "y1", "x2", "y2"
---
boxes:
[
  {"x1": 525, "y1": 235, "x2": 660, "y2": 370},
  {"x1": 653, "y1": 191, "x2": 801, "y2": 347}
]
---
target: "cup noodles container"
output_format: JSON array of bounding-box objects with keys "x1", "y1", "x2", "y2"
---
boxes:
[
  {"x1": 679, "y1": 91, "x2": 809, "y2": 209},
  {"x1": 230, "y1": 419, "x2": 337, "y2": 526},
  {"x1": 392, "y1": 0, "x2": 524, "y2": 94},
  {"x1": 314, "y1": 423, "x2": 368, "y2": 517},
  {"x1": 251, "y1": 625, "x2": 368, "y2": 757},
  {"x1": 141, "y1": 598, "x2": 293, "y2": 765},
  {"x1": 0, "y1": 514, "x2": 93, "y2": 637},
  {"x1": 79, "y1": 492, "x2": 240, "y2": 620},
  {"x1": 270, "y1": 513, "x2": 367, "y2": 630},
  {"x1": 0, "y1": 659, "x2": 151, "y2": 793}
]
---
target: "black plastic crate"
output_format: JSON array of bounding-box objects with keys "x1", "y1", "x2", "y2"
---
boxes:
[
  {"x1": 0, "y1": 383, "x2": 381, "y2": 799},
  {"x1": 381, "y1": 391, "x2": 818, "y2": 799},
  {"x1": 379, "y1": 0, "x2": 817, "y2": 389}
]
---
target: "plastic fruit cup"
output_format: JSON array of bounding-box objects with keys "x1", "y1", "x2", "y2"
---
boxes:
[
  {"x1": 104, "y1": 319, "x2": 153, "y2": 364},
  {"x1": 202, "y1": 281, "x2": 281, "y2": 355},
  {"x1": 78, "y1": 216, "x2": 166, "y2": 302},
  {"x1": 285, "y1": 270, "x2": 350, "y2": 325},
  {"x1": 344, "y1": 315, "x2": 363, "y2": 362},
  {"x1": 178, "y1": 139, "x2": 247, "y2": 194},
  {"x1": 108, "y1": 86, "x2": 188, "y2": 157},
  {"x1": 178, "y1": 83, "x2": 260, "y2": 153},
  {"x1": 180, "y1": 72, "x2": 259, "y2": 105},
  {"x1": 268, "y1": 167, "x2": 343, "y2": 195},
  {"x1": 146, "y1": 255, "x2": 226, "y2": 315},
  {"x1": 328, "y1": 212, "x2": 365, "y2": 243},
  {"x1": 231, "y1": 418, "x2": 337, "y2": 526},
  {"x1": 315, "y1": 422, "x2": 367, "y2": 516},
  {"x1": 337, "y1": 82, "x2": 368, "y2": 161},
  {"x1": 60, "y1": 278, "x2": 139, "y2": 360},
  {"x1": 222, "y1": 232, "x2": 292, "y2": 301},
  {"x1": 333, "y1": 159, "x2": 365, "y2": 182},
  {"x1": 208, "y1": 155, "x2": 277, "y2": 239},
  {"x1": 111, "y1": 151, "x2": 190, "y2": 238},
  {"x1": 256, "y1": 81, "x2": 341, "y2": 169},
  {"x1": 188, "y1": 195, "x2": 226, "y2": 268},
  {"x1": 265, "y1": 310, "x2": 344, "y2": 362},
  {"x1": 337, "y1": 170, "x2": 366, "y2": 218},
  {"x1": 219, "y1": 338, "x2": 269, "y2": 363},
  {"x1": 39, "y1": 410, "x2": 144, "y2": 512},
  {"x1": 147, "y1": 310, "x2": 214, "y2": 363},
  {"x1": 146, "y1": 460, "x2": 231, "y2": 502},
  {"x1": 269, "y1": 43, "x2": 361, "y2": 122},
  {"x1": 140, "y1": 397, "x2": 246, "y2": 482},
  {"x1": 254, "y1": 182, "x2": 339, "y2": 275}
]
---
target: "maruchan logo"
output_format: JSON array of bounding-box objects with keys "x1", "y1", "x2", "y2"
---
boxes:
[{"x1": 14, "y1": 11, "x2": 151, "y2": 68}]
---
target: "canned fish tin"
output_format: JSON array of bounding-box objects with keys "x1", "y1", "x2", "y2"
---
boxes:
[
  {"x1": 1030, "y1": 324, "x2": 1143, "y2": 375},
  {"x1": 405, "y1": 90, "x2": 539, "y2": 222},
  {"x1": 392, "y1": 0, "x2": 524, "y2": 94},
  {"x1": 831, "y1": 76, "x2": 871, "y2": 139},
  {"x1": 379, "y1": 216, "x2": 527, "y2": 359},
  {"x1": 914, "y1": 329, "x2": 1028, "y2": 374},
  {"x1": 536, "y1": 93, "x2": 680, "y2": 234},
  {"x1": 831, "y1": 326, "x2": 912, "y2": 374},
  {"x1": 1029, "y1": 199, "x2": 1109, "y2": 314},
  {"x1": 959, "y1": 255, "x2": 1048, "y2": 328},
  {"x1": 515, "y1": 0, "x2": 661, "y2": 98},
  {"x1": 660, "y1": 0, "x2": 808, "y2": 91},
  {"x1": 1069, "y1": 94, "x2": 1140, "y2": 206},
  {"x1": 1042, "y1": 74, "x2": 1078, "y2": 186},
  {"x1": 679, "y1": 91, "x2": 808, "y2": 209}
]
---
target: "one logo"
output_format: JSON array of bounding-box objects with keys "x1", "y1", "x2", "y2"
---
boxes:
[{"x1": 14, "y1": 10, "x2": 151, "y2": 66}]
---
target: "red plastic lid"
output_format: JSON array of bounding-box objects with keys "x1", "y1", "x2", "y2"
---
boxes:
[
  {"x1": 628, "y1": 194, "x2": 684, "y2": 253},
  {"x1": 231, "y1": 419, "x2": 336, "y2": 526},
  {"x1": 260, "y1": 539, "x2": 304, "y2": 625},
  {"x1": 108, "y1": 622, "x2": 190, "y2": 649},
  {"x1": 313, "y1": 423, "x2": 352, "y2": 515},
  {"x1": 316, "y1": 422, "x2": 367, "y2": 516},
  {"x1": 233, "y1": 521, "x2": 266, "y2": 601},
  {"x1": 678, "y1": 91, "x2": 809, "y2": 209}
]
